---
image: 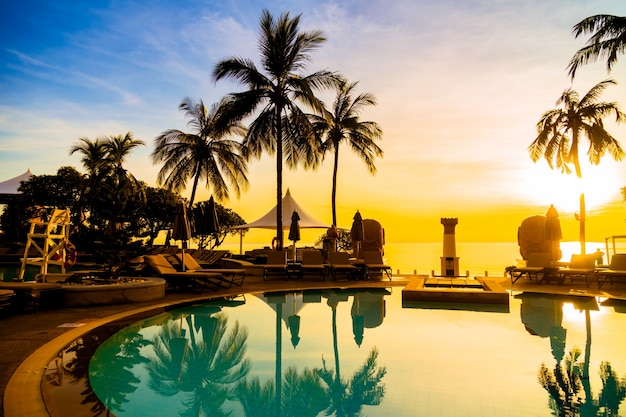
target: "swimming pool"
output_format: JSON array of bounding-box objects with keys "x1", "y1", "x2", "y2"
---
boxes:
[{"x1": 41, "y1": 288, "x2": 626, "y2": 417}]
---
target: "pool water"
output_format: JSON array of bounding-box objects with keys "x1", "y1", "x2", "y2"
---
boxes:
[{"x1": 43, "y1": 289, "x2": 626, "y2": 417}]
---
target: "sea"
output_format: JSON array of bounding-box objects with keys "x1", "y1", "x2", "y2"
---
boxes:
[{"x1": 217, "y1": 239, "x2": 618, "y2": 278}]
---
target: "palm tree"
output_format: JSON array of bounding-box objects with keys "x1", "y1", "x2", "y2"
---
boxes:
[
  {"x1": 529, "y1": 79, "x2": 625, "y2": 254},
  {"x1": 69, "y1": 136, "x2": 109, "y2": 177},
  {"x1": 568, "y1": 14, "x2": 626, "y2": 79},
  {"x1": 213, "y1": 9, "x2": 338, "y2": 249},
  {"x1": 151, "y1": 97, "x2": 249, "y2": 207},
  {"x1": 311, "y1": 80, "x2": 383, "y2": 226}
]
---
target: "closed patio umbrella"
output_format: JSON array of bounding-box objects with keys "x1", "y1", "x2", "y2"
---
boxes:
[
  {"x1": 545, "y1": 204, "x2": 563, "y2": 261},
  {"x1": 351, "y1": 210, "x2": 364, "y2": 258},
  {"x1": 173, "y1": 202, "x2": 192, "y2": 271},
  {"x1": 194, "y1": 196, "x2": 220, "y2": 249},
  {"x1": 288, "y1": 210, "x2": 300, "y2": 261}
]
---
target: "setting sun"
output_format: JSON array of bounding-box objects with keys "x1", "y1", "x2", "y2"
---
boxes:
[{"x1": 524, "y1": 159, "x2": 623, "y2": 215}]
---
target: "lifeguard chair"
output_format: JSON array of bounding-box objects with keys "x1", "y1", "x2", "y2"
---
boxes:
[{"x1": 18, "y1": 209, "x2": 75, "y2": 280}]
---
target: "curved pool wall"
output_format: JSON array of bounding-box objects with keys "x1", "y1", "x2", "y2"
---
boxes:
[{"x1": 20, "y1": 289, "x2": 626, "y2": 417}]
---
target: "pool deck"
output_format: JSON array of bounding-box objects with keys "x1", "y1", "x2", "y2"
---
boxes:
[{"x1": 2, "y1": 272, "x2": 626, "y2": 417}]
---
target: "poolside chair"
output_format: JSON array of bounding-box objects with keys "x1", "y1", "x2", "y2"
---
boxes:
[
  {"x1": 174, "y1": 252, "x2": 246, "y2": 287},
  {"x1": 328, "y1": 252, "x2": 359, "y2": 281},
  {"x1": 263, "y1": 250, "x2": 290, "y2": 281},
  {"x1": 596, "y1": 253, "x2": 626, "y2": 289},
  {"x1": 555, "y1": 254, "x2": 596, "y2": 287},
  {"x1": 300, "y1": 250, "x2": 326, "y2": 281},
  {"x1": 362, "y1": 250, "x2": 392, "y2": 280},
  {"x1": 508, "y1": 252, "x2": 554, "y2": 284},
  {"x1": 144, "y1": 254, "x2": 225, "y2": 293}
]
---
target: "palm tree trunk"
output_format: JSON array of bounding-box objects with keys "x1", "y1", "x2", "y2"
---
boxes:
[
  {"x1": 189, "y1": 173, "x2": 200, "y2": 208},
  {"x1": 275, "y1": 302, "x2": 283, "y2": 415},
  {"x1": 580, "y1": 193, "x2": 586, "y2": 255},
  {"x1": 331, "y1": 147, "x2": 339, "y2": 226},
  {"x1": 276, "y1": 108, "x2": 284, "y2": 250}
]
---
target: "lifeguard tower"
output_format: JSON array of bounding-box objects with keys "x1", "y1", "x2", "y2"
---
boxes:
[{"x1": 18, "y1": 209, "x2": 74, "y2": 280}]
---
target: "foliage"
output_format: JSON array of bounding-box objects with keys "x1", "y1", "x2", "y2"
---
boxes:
[
  {"x1": 151, "y1": 97, "x2": 249, "y2": 206},
  {"x1": 568, "y1": 14, "x2": 626, "y2": 78},
  {"x1": 0, "y1": 166, "x2": 84, "y2": 243},
  {"x1": 315, "y1": 228, "x2": 353, "y2": 252},
  {"x1": 191, "y1": 199, "x2": 247, "y2": 250},
  {"x1": 311, "y1": 80, "x2": 383, "y2": 226},
  {"x1": 213, "y1": 9, "x2": 339, "y2": 248}
]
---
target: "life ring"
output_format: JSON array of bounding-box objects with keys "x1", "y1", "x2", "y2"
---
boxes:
[
  {"x1": 271, "y1": 237, "x2": 280, "y2": 251},
  {"x1": 52, "y1": 241, "x2": 77, "y2": 269}
]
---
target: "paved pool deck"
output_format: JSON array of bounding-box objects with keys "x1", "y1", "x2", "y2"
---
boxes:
[{"x1": 2, "y1": 272, "x2": 626, "y2": 417}]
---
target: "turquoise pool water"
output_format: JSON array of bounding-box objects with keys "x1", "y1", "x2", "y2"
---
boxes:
[{"x1": 42, "y1": 289, "x2": 626, "y2": 417}]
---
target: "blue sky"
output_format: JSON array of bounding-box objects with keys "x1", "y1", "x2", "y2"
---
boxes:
[{"x1": 1, "y1": 0, "x2": 625, "y2": 242}]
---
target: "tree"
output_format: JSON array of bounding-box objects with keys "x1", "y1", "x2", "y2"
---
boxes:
[
  {"x1": 213, "y1": 9, "x2": 338, "y2": 249},
  {"x1": 311, "y1": 80, "x2": 383, "y2": 226},
  {"x1": 568, "y1": 14, "x2": 626, "y2": 79},
  {"x1": 529, "y1": 79, "x2": 625, "y2": 254},
  {"x1": 151, "y1": 97, "x2": 249, "y2": 207}
]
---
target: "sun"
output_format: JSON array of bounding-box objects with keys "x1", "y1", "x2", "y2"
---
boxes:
[{"x1": 524, "y1": 158, "x2": 624, "y2": 214}]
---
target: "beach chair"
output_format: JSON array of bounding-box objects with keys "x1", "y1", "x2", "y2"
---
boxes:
[
  {"x1": 174, "y1": 252, "x2": 246, "y2": 287},
  {"x1": 596, "y1": 253, "x2": 626, "y2": 289},
  {"x1": 263, "y1": 251, "x2": 290, "y2": 281},
  {"x1": 144, "y1": 254, "x2": 225, "y2": 293},
  {"x1": 508, "y1": 252, "x2": 554, "y2": 284},
  {"x1": 300, "y1": 250, "x2": 326, "y2": 281},
  {"x1": 555, "y1": 254, "x2": 596, "y2": 287},
  {"x1": 362, "y1": 250, "x2": 392, "y2": 280},
  {"x1": 328, "y1": 252, "x2": 359, "y2": 281}
]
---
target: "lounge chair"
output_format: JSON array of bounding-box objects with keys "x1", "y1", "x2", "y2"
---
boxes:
[
  {"x1": 362, "y1": 250, "x2": 392, "y2": 280},
  {"x1": 328, "y1": 252, "x2": 359, "y2": 281},
  {"x1": 555, "y1": 254, "x2": 596, "y2": 287},
  {"x1": 300, "y1": 250, "x2": 326, "y2": 281},
  {"x1": 508, "y1": 252, "x2": 555, "y2": 284},
  {"x1": 596, "y1": 253, "x2": 626, "y2": 289},
  {"x1": 174, "y1": 252, "x2": 246, "y2": 287},
  {"x1": 263, "y1": 251, "x2": 290, "y2": 281},
  {"x1": 144, "y1": 254, "x2": 225, "y2": 293}
]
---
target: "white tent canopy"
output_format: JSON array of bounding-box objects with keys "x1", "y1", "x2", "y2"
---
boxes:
[
  {"x1": 0, "y1": 169, "x2": 34, "y2": 194},
  {"x1": 232, "y1": 189, "x2": 329, "y2": 230},
  {"x1": 0, "y1": 169, "x2": 34, "y2": 203}
]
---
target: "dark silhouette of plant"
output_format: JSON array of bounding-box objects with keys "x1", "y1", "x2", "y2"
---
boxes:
[
  {"x1": 213, "y1": 9, "x2": 338, "y2": 249},
  {"x1": 311, "y1": 80, "x2": 383, "y2": 226},
  {"x1": 152, "y1": 97, "x2": 249, "y2": 207},
  {"x1": 529, "y1": 80, "x2": 625, "y2": 254},
  {"x1": 568, "y1": 14, "x2": 626, "y2": 78}
]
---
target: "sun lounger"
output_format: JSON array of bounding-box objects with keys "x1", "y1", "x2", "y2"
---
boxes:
[
  {"x1": 508, "y1": 252, "x2": 555, "y2": 284},
  {"x1": 555, "y1": 254, "x2": 597, "y2": 287},
  {"x1": 174, "y1": 252, "x2": 246, "y2": 287},
  {"x1": 328, "y1": 252, "x2": 359, "y2": 281},
  {"x1": 596, "y1": 253, "x2": 626, "y2": 289},
  {"x1": 144, "y1": 254, "x2": 225, "y2": 293},
  {"x1": 300, "y1": 250, "x2": 326, "y2": 281},
  {"x1": 263, "y1": 250, "x2": 291, "y2": 281},
  {"x1": 362, "y1": 251, "x2": 392, "y2": 280}
]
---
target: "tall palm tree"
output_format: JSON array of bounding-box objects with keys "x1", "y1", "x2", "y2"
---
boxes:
[
  {"x1": 568, "y1": 14, "x2": 626, "y2": 79},
  {"x1": 213, "y1": 9, "x2": 338, "y2": 249},
  {"x1": 529, "y1": 79, "x2": 625, "y2": 254},
  {"x1": 151, "y1": 97, "x2": 249, "y2": 207},
  {"x1": 311, "y1": 80, "x2": 383, "y2": 226}
]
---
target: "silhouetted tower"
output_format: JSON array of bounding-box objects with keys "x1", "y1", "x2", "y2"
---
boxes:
[{"x1": 440, "y1": 218, "x2": 459, "y2": 277}]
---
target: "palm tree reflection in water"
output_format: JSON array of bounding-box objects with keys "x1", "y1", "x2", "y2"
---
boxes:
[
  {"x1": 146, "y1": 306, "x2": 251, "y2": 416},
  {"x1": 235, "y1": 291, "x2": 387, "y2": 417},
  {"x1": 524, "y1": 296, "x2": 626, "y2": 416}
]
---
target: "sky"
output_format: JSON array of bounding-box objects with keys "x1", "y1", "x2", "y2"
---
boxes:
[{"x1": 1, "y1": 0, "x2": 626, "y2": 246}]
